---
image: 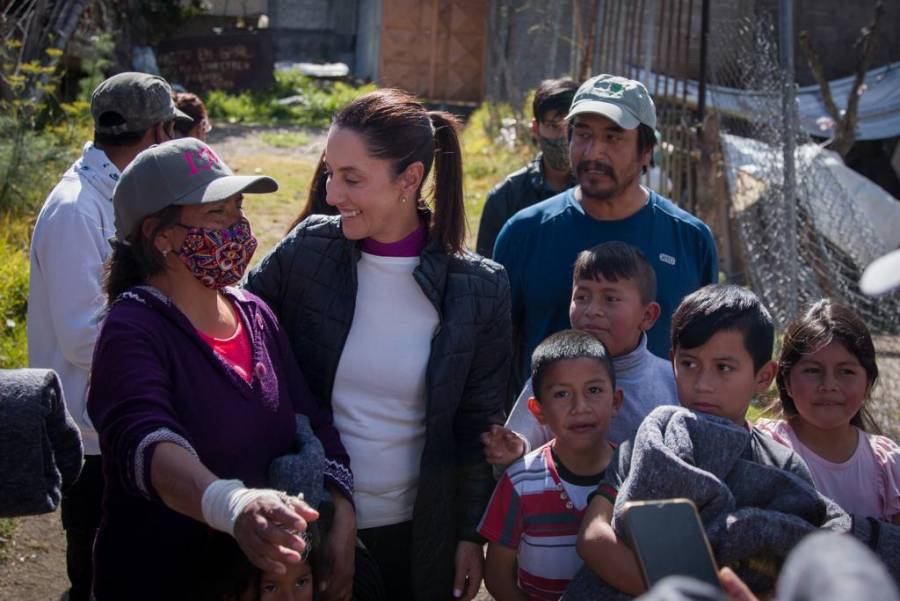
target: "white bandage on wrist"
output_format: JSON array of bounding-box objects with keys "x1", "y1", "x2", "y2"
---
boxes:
[
  {"x1": 201, "y1": 478, "x2": 292, "y2": 536},
  {"x1": 201, "y1": 479, "x2": 247, "y2": 535}
]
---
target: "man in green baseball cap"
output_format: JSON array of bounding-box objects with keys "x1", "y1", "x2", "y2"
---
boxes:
[
  {"x1": 26, "y1": 70, "x2": 191, "y2": 601},
  {"x1": 493, "y1": 73, "x2": 719, "y2": 390}
]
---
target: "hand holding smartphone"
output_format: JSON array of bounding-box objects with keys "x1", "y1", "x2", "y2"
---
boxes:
[{"x1": 620, "y1": 498, "x2": 721, "y2": 591}]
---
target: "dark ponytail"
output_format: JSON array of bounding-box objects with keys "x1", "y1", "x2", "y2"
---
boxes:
[
  {"x1": 103, "y1": 205, "x2": 182, "y2": 303},
  {"x1": 287, "y1": 149, "x2": 337, "y2": 234},
  {"x1": 427, "y1": 111, "x2": 466, "y2": 254},
  {"x1": 333, "y1": 89, "x2": 467, "y2": 253}
]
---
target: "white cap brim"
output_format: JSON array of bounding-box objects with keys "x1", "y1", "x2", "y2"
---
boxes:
[
  {"x1": 566, "y1": 101, "x2": 642, "y2": 129},
  {"x1": 860, "y1": 248, "x2": 900, "y2": 296}
]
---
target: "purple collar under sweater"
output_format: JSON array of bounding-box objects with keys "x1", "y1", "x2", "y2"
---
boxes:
[{"x1": 361, "y1": 221, "x2": 428, "y2": 257}]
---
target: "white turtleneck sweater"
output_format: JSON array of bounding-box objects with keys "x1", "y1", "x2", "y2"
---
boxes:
[{"x1": 331, "y1": 251, "x2": 439, "y2": 529}]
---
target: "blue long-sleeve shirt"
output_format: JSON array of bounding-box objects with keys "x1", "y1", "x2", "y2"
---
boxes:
[{"x1": 494, "y1": 188, "x2": 718, "y2": 380}]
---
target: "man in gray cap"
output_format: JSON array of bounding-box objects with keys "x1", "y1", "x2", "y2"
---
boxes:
[
  {"x1": 493, "y1": 74, "x2": 718, "y2": 390},
  {"x1": 26, "y1": 71, "x2": 191, "y2": 601}
]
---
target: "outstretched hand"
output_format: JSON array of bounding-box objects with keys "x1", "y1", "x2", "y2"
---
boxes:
[
  {"x1": 481, "y1": 424, "x2": 526, "y2": 469},
  {"x1": 233, "y1": 493, "x2": 319, "y2": 576}
]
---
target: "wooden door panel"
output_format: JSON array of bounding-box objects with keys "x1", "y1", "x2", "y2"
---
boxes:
[{"x1": 380, "y1": 0, "x2": 486, "y2": 102}]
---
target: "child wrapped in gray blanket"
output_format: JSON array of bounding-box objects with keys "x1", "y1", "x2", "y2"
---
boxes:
[{"x1": 572, "y1": 285, "x2": 899, "y2": 599}]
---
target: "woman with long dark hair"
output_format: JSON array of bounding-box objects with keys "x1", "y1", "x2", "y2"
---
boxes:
[
  {"x1": 246, "y1": 89, "x2": 511, "y2": 600},
  {"x1": 87, "y1": 138, "x2": 353, "y2": 600}
]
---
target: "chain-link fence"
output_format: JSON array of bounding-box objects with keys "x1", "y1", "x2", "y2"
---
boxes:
[
  {"x1": 707, "y1": 6, "x2": 900, "y2": 438},
  {"x1": 486, "y1": 0, "x2": 900, "y2": 438}
]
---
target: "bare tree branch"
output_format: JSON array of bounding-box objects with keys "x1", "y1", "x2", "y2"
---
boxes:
[
  {"x1": 799, "y1": 0, "x2": 884, "y2": 157},
  {"x1": 798, "y1": 31, "x2": 841, "y2": 123},
  {"x1": 838, "y1": 0, "x2": 884, "y2": 155}
]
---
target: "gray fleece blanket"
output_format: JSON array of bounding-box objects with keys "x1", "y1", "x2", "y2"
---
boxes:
[
  {"x1": 0, "y1": 368, "x2": 83, "y2": 517},
  {"x1": 564, "y1": 406, "x2": 900, "y2": 600},
  {"x1": 268, "y1": 413, "x2": 327, "y2": 508}
]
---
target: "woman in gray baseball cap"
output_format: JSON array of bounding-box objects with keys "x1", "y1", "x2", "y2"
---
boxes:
[{"x1": 86, "y1": 137, "x2": 353, "y2": 599}]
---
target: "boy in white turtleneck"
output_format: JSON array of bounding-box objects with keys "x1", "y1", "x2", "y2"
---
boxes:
[{"x1": 483, "y1": 241, "x2": 677, "y2": 468}]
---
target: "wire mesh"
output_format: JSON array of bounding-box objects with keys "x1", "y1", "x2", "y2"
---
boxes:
[
  {"x1": 487, "y1": 0, "x2": 899, "y2": 438},
  {"x1": 708, "y1": 6, "x2": 900, "y2": 438}
]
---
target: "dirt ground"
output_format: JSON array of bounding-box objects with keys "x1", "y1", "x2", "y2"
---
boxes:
[
  {"x1": 0, "y1": 513, "x2": 68, "y2": 601},
  {"x1": 872, "y1": 335, "x2": 900, "y2": 440}
]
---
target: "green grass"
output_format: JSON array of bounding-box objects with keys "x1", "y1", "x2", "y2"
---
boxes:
[
  {"x1": 224, "y1": 153, "x2": 318, "y2": 258},
  {"x1": 461, "y1": 104, "x2": 534, "y2": 245},
  {"x1": 259, "y1": 130, "x2": 312, "y2": 149},
  {"x1": 0, "y1": 516, "x2": 14, "y2": 561},
  {"x1": 0, "y1": 135, "x2": 85, "y2": 371},
  {"x1": 747, "y1": 400, "x2": 777, "y2": 423}
]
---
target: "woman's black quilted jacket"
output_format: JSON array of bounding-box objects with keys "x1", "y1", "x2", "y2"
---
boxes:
[{"x1": 244, "y1": 215, "x2": 511, "y2": 599}]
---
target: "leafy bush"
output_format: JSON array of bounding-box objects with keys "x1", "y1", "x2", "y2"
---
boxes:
[
  {"x1": 0, "y1": 39, "x2": 91, "y2": 370},
  {"x1": 77, "y1": 33, "x2": 115, "y2": 101},
  {"x1": 0, "y1": 215, "x2": 30, "y2": 369},
  {"x1": 461, "y1": 102, "x2": 534, "y2": 238},
  {"x1": 0, "y1": 515, "x2": 14, "y2": 561},
  {"x1": 0, "y1": 40, "x2": 93, "y2": 212},
  {"x1": 0, "y1": 132, "x2": 83, "y2": 368},
  {"x1": 205, "y1": 70, "x2": 376, "y2": 127}
]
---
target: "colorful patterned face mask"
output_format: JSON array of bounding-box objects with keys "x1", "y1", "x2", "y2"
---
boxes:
[{"x1": 177, "y1": 216, "x2": 258, "y2": 289}]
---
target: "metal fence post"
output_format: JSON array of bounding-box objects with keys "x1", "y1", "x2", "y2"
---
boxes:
[
  {"x1": 642, "y1": 0, "x2": 657, "y2": 88},
  {"x1": 780, "y1": 0, "x2": 798, "y2": 320},
  {"x1": 697, "y1": 0, "x2": 710, "y2": 121}
]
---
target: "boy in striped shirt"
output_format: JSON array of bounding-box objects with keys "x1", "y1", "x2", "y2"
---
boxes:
[{"x1": 478, "y1": 330, "x2": 622, "y2": 600}]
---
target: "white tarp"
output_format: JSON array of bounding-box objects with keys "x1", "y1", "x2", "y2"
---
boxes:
[
  {"x1": 720, "y1": 133, "x2": 900, "y2": 268},
  {"x1": 632, "y1": 62, "x2": 900, "y2": 141}
]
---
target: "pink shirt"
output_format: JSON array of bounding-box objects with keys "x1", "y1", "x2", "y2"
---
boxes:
[
  {"x1": 197, "y1": 314, "x2": 253, "y2": 383},
  {"x1": 756, "y1": 418, "x2": 900, "y2": 521}
]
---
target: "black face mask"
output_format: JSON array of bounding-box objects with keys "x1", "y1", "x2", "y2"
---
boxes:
[{"x1": 539, "y1": 135, "x2": 571, "y2": 172}]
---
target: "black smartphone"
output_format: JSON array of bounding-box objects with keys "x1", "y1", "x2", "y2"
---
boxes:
[{"x1": 620, "y1": 498, "x2": 721, "y2": 590}]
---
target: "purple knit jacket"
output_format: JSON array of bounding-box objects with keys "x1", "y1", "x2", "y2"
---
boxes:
[
  {"x1": 88, "y1": 285, "x2": 352, "y2": 499},
  {"x1": 87, "y1": 285, "x2": 353, "y2": 597}
]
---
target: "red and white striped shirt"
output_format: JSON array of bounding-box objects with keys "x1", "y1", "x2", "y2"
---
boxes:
[{"x1": 478, "y1": 442, "x2": 608, "y2": 600}]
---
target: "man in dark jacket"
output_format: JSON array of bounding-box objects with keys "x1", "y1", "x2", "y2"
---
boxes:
[{"x1": 476, "y1": 78, "x2": 579, "y2": 258}]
